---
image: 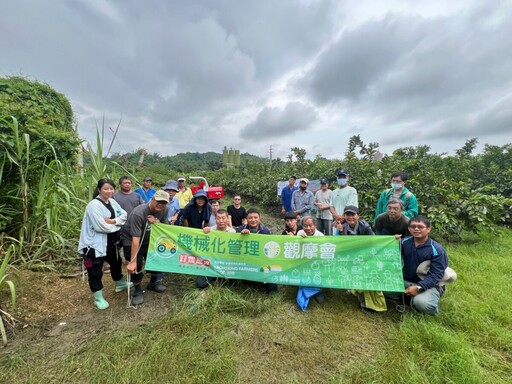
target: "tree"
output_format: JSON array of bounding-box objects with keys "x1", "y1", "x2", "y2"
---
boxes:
[{"x1": 0, "y1": 77, "x2": 80, "y2": 234}]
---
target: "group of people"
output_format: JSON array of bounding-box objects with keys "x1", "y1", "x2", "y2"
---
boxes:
[
  {"x1": 78, "y1": 170, "x2": 452, "y2": 315},
  {"x1": 280, "y1": 170, "x2": 450, "y2": 314}
]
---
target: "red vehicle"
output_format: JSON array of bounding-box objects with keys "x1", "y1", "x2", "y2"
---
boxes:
[{"x1": 189, "y1": 176, "x2": 225, "y2": 200}]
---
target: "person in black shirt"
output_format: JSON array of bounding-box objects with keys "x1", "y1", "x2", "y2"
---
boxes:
[{"x1": 227, "y1": 194, "x2": 247, "y2": 227}]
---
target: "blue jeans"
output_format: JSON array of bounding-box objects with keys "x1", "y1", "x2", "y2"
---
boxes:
[{"x1": 385, "y1": 281, "x2": 442, "y2": 315}]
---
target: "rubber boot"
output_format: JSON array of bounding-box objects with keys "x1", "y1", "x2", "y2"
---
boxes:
[
  {"x1": 115, "y1": 276, "x2": 134, "y2": 292},
  {"x1": 92, "y1": 290, "x2": 109, "y2": 310}
]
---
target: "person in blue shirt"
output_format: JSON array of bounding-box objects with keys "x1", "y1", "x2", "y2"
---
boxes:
[
  {"x1": 134, "y1": 176, "x2": 156, "y2": 203},
  {"x1": 386, "y1": 215, "x2": 449, "y2": 315},
  {"x1": 280, "y1": 176, "x2": 298, "y2": 216},
  {"x1": 162, "y1": 180, "x2": 181, "y2": 224}
]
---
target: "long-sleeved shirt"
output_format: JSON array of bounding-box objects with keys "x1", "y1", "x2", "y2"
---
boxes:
[
  {"x1": 291, "y1": 189, "x2": 314, "y2": 216},
  {"x1": 401, "y1": 236, "x2": 448, "y2": 290},
  {"x1": 78, "y1": 198, "x2": 127, "y2": 257},
  {"x1": 374, "y1": 187, "x2": 418, "y2": 222},
  {"x1": 281, "y1": 185, "x2": 298, "y2": 212}
]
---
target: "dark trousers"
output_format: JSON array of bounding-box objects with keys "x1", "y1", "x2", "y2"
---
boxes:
[
  {"x1": 242, "y1": 280, "x2": 278, "y2": 294},
  {"x1": 83, "y1": 245, "x2": 122, "y2": 292},
  {"x1": 123, "y1": 245, "x2": 162, "y2": 285}
]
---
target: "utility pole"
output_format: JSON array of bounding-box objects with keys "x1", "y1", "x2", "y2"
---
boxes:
[{"x1": 268, "y1": 145, "x2": 273, "y2": 164}]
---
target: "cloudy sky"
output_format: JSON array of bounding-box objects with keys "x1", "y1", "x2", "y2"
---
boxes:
[{"x1": 2, "y1": 1, "x2": 511, "y2": 159}]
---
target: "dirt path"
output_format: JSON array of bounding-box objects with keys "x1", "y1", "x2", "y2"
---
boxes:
[
  {"x1": 1, "y1": 210, "x2": 285, "y2": 357},
  {"x1": 1, "y1": 269, "x2": 193, "y2": 357}
]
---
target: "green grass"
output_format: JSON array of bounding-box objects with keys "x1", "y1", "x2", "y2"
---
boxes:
[{"x1": 1, "y1": 230, "x2": 511, "y2": 383}]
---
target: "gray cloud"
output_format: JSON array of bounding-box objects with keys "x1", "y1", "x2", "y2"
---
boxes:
[
  {"x1": 240, "y1": 102, "x2": 317, "y2": 139},
  {"x1": 1, "y1": 1, "x2": 511, "y2": 158},
  {"x1": 299, "y1": 13, "x2": 423, "y2": 104}
]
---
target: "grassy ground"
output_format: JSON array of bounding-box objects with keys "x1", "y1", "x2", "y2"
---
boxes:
[{"x1": 1, "y1": 203, "x2": 511, "y2": 382}]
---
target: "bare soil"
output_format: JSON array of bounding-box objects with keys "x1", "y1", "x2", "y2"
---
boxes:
[
  {"x1": 0, "y1": 213, "x2": 286, "y2": 357},
  {"x1": 0, "y1": 268, "x2": 194, "y2": 360}
]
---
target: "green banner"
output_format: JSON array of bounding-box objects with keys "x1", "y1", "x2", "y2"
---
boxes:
[{"x1": 146, "y1": 224, "x2": 404, "y2": 292}]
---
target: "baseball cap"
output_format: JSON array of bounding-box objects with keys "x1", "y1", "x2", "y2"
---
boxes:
[
  {"x1": 336, "y1": 169, "x2": 349, "y2": 177},
  {"x1": 300, "y1": 178, "x2": 309, "y2": 184},
  {"x1": 177, "y1": 176, "x2": 186, "y2": 182},
  {"x1": 320, "y1": 178, "x2": 329, "y2": 184},
  {"x1": 344, "y1": 205, "x2": 359, "y2": 214},
  {"x1": 143, "y1": 176, "x2": 153, "y2": 182},
  {"x1": 153, "y1": 190, "x2": 170, "y2": 203}
]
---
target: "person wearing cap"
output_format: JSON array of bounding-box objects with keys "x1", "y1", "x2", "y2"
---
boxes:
[
  {"x1": 374, "y1": 198, "x2": 410, "y2": 237},
  {"x1": 280, "y1": 176, "x2": 298, "y2": 217},
  {"x1": 374, "y1": 171, "x2": 418, "y2": 223},
  {"x1": 335, "y1": 205, "x2": 386, "y2": 312},
  {"x1": 134, "y1": 176, "x2": 156, "y2": 203},
  {"x1": 282, "y1": 211, "x2": 302, "y2": 235},
  {"x1": 176, "y1": 176, "x2": 193, "y2": 209},
  {"x1": 335, "y1": 205, "x2": 374, "y2": 236},
  {"x1": 122, "y1": 190, "x2": 170, "y2": 306},
  {"x1": 162, "y1": 180, "x2": 181, "y2": 225},
  {"x1": 314, "y1": 178, "x2": 335, "y2": 235},
  {"x1": 291, "y1": 178, "x2": 315, "y2": 219},
  {"x1": 332, "y1": 170, "x2": 358, "y2": 225},
  {"x1": 182, "y1": 189, "x2": 212, "y2": 230}
]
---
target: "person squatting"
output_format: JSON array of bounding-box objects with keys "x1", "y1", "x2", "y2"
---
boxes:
[{"x1": 79, "y1": 172, "x2": 454, "y2": 315}]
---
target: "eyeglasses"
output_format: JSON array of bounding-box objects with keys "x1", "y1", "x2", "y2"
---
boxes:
[
  {"x1": 155, "y1": 201, "x2": 168, "y2": 206},
  {"x1": 409, "y1": 225, "x2": 427, "y2": 229},
  {"x1": 234, "y1": 198, "x2": 241, "y2": 201}
]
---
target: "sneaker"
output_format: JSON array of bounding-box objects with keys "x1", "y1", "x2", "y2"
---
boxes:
[
  {"x1": 131, "y1": 293, "x2": 144, "y2": 306},
  {"x1": 147, "y1": 283, "x2": 167, "y2": 293},
  {"x1": 314, "y1": 291, "x2": 325, "y2": 304}
]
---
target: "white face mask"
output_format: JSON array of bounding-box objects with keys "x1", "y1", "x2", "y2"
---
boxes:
[
  {"x1": 337, "y1": 178, "x2": 348, "y2": 186},
  {"x1": 391, "y1": 182, "x2": 403, "y2": 190}
]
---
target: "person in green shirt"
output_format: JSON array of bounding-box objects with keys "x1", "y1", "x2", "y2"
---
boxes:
[{"x1": 374, "y1": 171, "x2": 418, "y2": 223}]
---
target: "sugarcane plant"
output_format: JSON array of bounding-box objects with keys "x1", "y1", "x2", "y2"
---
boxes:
[{"x1": 0, "y1": 244, "x2": 17, "y2": 346}]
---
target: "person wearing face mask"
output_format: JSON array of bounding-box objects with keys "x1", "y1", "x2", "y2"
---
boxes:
[
  {"x1": 374, "y1": 171, "x2": 418, "y2": 223},
  {"x1": 332, "y1": 170, "x2": 358, "y2": 226},
  {"x1": 291, "y1": 178, "x2": 315, "y2": 220}
]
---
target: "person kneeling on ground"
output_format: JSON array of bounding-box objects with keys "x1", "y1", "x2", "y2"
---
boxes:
[
  {"x1": 385, "y1": 215, "x2": 451, "y2": 315},
  {"x1": 282, "y1": 211, "x2": 302, "y2": 236},
  {"x1": 336, "y1": 205, "x2": 386, "y2": 312}
]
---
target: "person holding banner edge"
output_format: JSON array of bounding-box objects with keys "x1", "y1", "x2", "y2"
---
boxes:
[
  {"x1": 385, "y1": 215, "x2": 451, "y2": 315},
  {"x1": 122, "y1": 190, "x2": 170, "y2": 306},
  {"x1": 236, "y1": 208, "x2": 278, "y2": 294}
]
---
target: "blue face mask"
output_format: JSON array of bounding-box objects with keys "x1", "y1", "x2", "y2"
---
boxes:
[
  {"x1": 337, "y1": 178, "x2": 348, "y2": 186},
  {"x1": 391, "y1": 183, "x2": 403, "y2": 190}
]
